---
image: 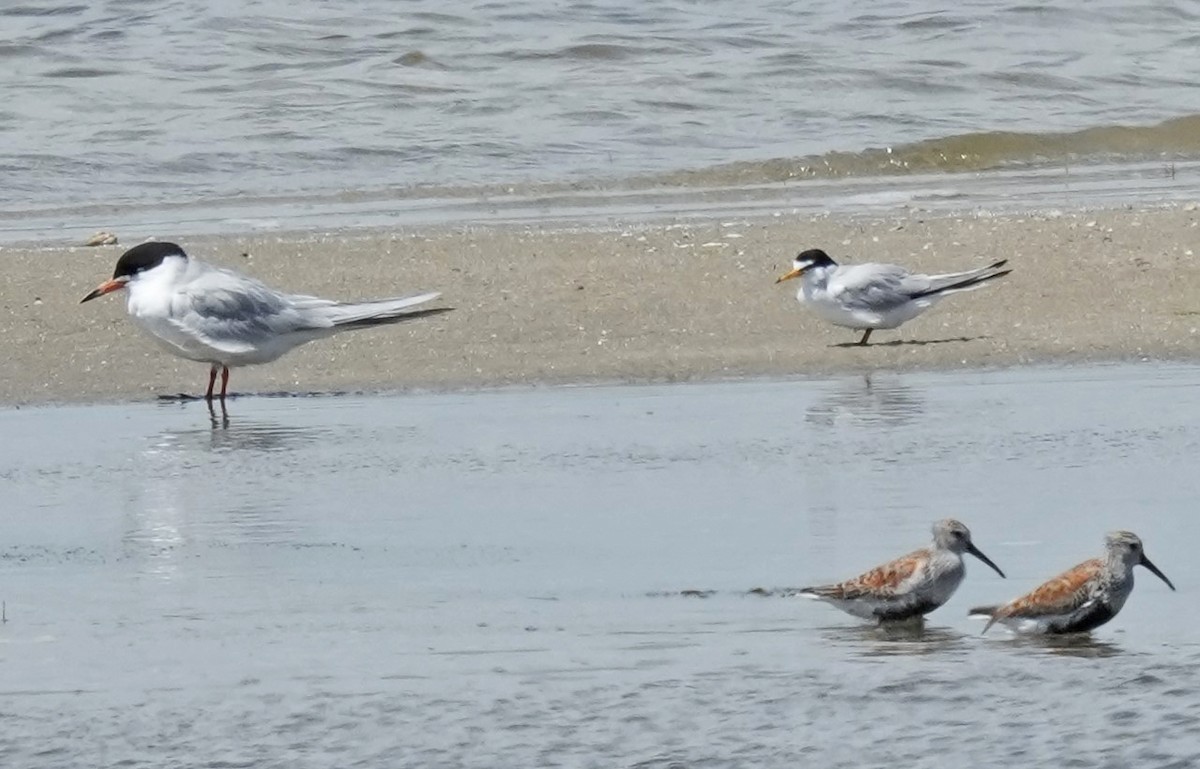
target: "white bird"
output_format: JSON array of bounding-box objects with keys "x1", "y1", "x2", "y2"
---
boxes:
[
  {"x1": 82, "y1": 241, "x2": 451, "y2": 401},
  {"x1": 775, "y1": 248, "x2": 1011, "y2": 345}
]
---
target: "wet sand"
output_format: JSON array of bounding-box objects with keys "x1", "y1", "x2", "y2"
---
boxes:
[{"x1": 2, "y1": 204, "x2": 1199, "y2": 403}]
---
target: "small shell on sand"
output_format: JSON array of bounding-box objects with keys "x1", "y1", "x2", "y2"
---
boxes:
[{"x1": 84, "y1": 231, "x2": 118, "y2": 246}]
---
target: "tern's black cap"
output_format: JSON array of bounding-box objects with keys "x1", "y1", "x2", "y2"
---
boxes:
[
  {"x1": 112, "y1": 242, "x2": 188, "y2": 279},
  {"x1": 796, "y1": 248, "x2": 836, "y2": 267}
]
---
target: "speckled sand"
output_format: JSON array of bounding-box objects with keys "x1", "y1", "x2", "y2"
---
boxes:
[{"x1": 3, "y1": 205, "x2": 1199, "y2": 404}]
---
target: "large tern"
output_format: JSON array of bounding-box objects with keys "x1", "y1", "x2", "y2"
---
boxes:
[
  {"x1": 82, "y1": 241, "x2": 451, "y2": 401},
  {"x1": 776, "y1": 248, "x2": 1011, "y2": 345}
]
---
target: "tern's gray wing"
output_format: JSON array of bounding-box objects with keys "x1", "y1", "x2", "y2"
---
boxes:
[
  {"x1": 827, "y1": 263, "x2": 923, "y2": 311},
  {"x1": 167, "y1": 265, "x2": 337, "y2": 354},
  {"x1": 830, "y1": 261, "x2": 1007, "y2": 307},
  {"x1": 898, "y1": 260, "x2": 1011, "y2": 299}
]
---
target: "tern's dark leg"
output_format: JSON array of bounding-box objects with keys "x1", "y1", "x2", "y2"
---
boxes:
[
  {"x1": 205, "y1": 364, "x2": 219, "y2": 401},
  {"x1": 857, "y1": 329, "x2": 873, "y2": 346},
  {"x1": 219, "y1": 366, "x2": 230, "y2": 401}
]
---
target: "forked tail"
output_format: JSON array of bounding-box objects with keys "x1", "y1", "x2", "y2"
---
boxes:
[
  {"x1": 910, "y1": 260, "x2": 1012, "y2": 300},
  {"x1": 336, "y1": 306, "x2": 454, "y2": 330},
  {"x1": 328, "y1": 291, "x2": 453, "y2": 329}
]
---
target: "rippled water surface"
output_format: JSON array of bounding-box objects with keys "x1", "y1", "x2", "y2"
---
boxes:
[
  {"x1": 2, "y1": 364, "x2": 1199, "y2": 765},
  {"x1": 3, "y1": 0, "x2": 1200, "y2": 233}
]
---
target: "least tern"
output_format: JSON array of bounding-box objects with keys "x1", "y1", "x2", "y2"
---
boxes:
[
  {"x1": 800, "y1": 519, "x2": 1005, "y2": 623},
  {"x1": 82, "y1": 241, "x2": 451, "y2": 401},
  {"x1": 776, "y1": 248, "x2": 1011, "y2": 345},
  {"x1": 970, "y1": 531, "x2": 1174, "y2": 635}
]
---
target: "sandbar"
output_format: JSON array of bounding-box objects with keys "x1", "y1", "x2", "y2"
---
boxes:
[{"x1": 2, "y1": 205, "x2": 1199, "y2": 404}]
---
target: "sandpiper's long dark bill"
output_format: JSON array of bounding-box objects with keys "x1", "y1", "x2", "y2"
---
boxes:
[
  {"x1": 81, "y1": 241, "x2": 452, "y2": 401},
  {"x1": 775, "y1": 247, "x2": 1012, "y2": 346},
  {"x1": 970, "y1": 530, "x2": 1174, "y2": 635},
  {"x1": 799, "y1": 519, "x2": 1004, "y2": 623},
  {"x1": 966, "y1": 542, "x2": 1005, "y2": 579},
  {"x1": 1137, "y1": 551, "x2": 1175, "y2": 591}
]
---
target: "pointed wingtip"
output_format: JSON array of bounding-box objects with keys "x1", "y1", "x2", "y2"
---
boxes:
[
  {"x1": 968, "y1": 606, "x2": 999, "y2": 634},
  {"x1": 407, "y1": 291, "x2": 440, "y2": 305},
  {"x1": 391, "y1": 291, "x2": 443, "y2": 311}
]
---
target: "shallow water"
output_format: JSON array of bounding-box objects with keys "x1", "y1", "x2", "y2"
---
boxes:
[
  {"x1": 3, "y1": 0, "x2": 1200, "y2": 238},
  {"x1": 2, "y1": 364, "x2": 1200, "y2": 766}
]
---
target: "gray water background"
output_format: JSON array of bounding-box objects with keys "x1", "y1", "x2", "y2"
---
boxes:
[
  {"x1": 4, "y1": 0, "x2": 1200, "y2": 239},
  {"x1": 2, "y1": 363, "x2": 1199, "y2": 766}
]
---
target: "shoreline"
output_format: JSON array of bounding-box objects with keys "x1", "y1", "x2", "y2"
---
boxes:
[
  {"x1": 4, "y1": 157, "x2": 1196, "y2": 249},
  {"x1": 3, "y1": 204, "x2": 1199, "y2": 406}
]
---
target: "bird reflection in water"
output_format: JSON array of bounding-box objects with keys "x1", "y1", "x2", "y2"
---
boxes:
[
  {"x1": 153, "y1": 394, "x2": 330, "y2": 453},
  {"x1": 805, "y1": 374, "x2": 926, "y2": 429},
  {"x1": 819, "y1": 620, "x2": 968, "y2": 657},
  {"x1": 151, "y1": 403, "x2": 327, "y2": 455},
  {"x1": 1002, "y1": 634, "x2": 1125, "y2": 659},
  {"x1": 207, "y1": 398, "x2": 229, "y2": 429}
]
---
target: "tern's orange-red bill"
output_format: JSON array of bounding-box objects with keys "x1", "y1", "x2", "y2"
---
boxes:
[{"x1": 80, "y1": 277, "x2": 127, "y2": 304}]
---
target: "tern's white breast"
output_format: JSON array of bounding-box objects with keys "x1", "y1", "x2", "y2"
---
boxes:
[{"x1": 124, "y1": 258, "x2": 226, "y2": 363}]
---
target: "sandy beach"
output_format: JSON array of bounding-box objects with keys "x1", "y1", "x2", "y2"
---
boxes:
[{"x1": 2, "y1": 204, "x2": 1199, "y2": 405}]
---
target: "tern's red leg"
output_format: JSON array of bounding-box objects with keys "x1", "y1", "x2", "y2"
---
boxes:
[
  {"x1": 219, "y1": 366, "x2": 230, "y2": 401},
  {"x1": 205, "y1": 364, "x2": 218, "y2": 401}
]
